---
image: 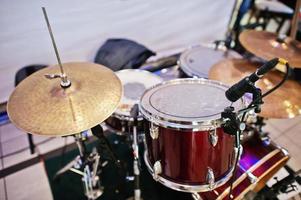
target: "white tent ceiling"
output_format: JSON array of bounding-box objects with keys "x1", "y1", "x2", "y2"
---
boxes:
[{"x1": 0, "y1": 0, "x2": 235, "y2": 103}]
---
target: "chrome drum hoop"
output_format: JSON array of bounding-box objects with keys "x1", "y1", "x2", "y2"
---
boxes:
[
  {"x1": 178, "y1": 44, "x2": 242, "y2": 78},
  {"x1": 139, "y1": 78, "x2": 245, "y2": 131},
  {"x1": 143, "y1": 150, "x2": 236, "y2": 193}
]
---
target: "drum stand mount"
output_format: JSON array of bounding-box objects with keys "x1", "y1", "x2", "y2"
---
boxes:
[{"x1": 54, "y1": 131, "x2": 103, "y2": 200}]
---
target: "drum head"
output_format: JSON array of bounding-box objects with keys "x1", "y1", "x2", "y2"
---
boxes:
[
  {"x1": 115, "y1": 69, "x2": 163, "y2": 118},
  {"x1": 179, "y1": 45, "x2": 241, "y2": 78},
  {"x1": 140, "y1": 78, "x2": 244, "y2": 129}
]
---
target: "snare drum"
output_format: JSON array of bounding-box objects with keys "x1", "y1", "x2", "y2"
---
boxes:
[
  {"x1": 199, "y1": 132, "x2": 289, "y2": 200},
  {"x1": 178, "y1": 45, "x2": 241, "y2": 78},
  {"x1": 140, "y1": 78, "x2": 245, "y2": 192},
  {"x1": 105, "y1": 69, "x2": 163, "y2": 134}
]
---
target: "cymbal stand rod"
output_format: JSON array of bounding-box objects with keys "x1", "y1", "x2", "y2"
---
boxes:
[
  {"x1": 75, "y1": 133, "x2": 87, "y2": 158},
  {"x1": 130, "y1": 104, "x2": 141, "y2": 200},
  {"x1": 227, "y1": 0, "x2": 239, "y2": 31},
  {"x1": 225, "y1": 0, "x2": 239, "y2": 45},
  {"x1": 42, "y1": 7, "x2": 71, "y2": 88},
  {"x1": 132, "y1": 124, "x2": 141, "y2": 200},
  {"x1": 70, "y1": 168, "x2": 85, "y2": 176},
  {"x1": 290, "y1": 0, "x2": 301, "y2": 39}
]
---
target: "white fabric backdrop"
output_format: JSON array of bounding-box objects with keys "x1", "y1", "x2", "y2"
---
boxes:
[{"x1": 0, "y1": 0, "x2": 235, "y2": 103}]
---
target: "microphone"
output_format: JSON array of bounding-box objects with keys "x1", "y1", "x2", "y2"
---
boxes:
[{"x1": 225, "y1": 58, "x2": 279, "y2": 102}]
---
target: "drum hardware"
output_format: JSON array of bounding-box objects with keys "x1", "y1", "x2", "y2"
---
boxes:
[
  {"x1": 191, "y1": 192, "x2": 202, "y2": 200},
  {"x1": 206, "y1": 167, "x2": 215, "y2": 190},
  {"x1": 238, "y1": 164, "x2": 258, "y2": 184},
  {"x1": 153, "y1": 161, "x2": 162, "y2": 181},
  {"x1": 213, "y1": 0, "x2": 239, "y2": 49},
  {"x1": 208, "y1": 129, "x2": 218, "y2": 147},
  {"x1": 290, "y1": 0, "x2": 301, "y2": 39},
  {"x1": 224, "y1": 0, "x2": 240, "y2": 48},
  {"x1": 130, "y1": 104, "x2": 142, "y2": 200},
  {"x1": 246, "y1": 116, "x2": 272, "y2": 144},
  {"x1": 42, "y1": 7, "x2": 71, "y2": 88},
  {"x1": 150, "y1": 123, "x2": 159, "y2": 140},
  {"x1": 54, "y1": 131, "x2": 104, "y2": 200}
]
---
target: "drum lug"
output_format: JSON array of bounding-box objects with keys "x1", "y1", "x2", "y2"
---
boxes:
[
  {"x1": 153, "y1": 161, "x2": 162, "y2": 181},
  {"x1": 280, "y1": 147, "x2": 289, "y2": 156},
  {"x1": 206, "y1": 167, "x2": 215, "y2": 189},
  {"x1": 239, "y1": 164, "x2": 258, "y2": 184},
  {"x1": 259, "y1": 133, "x2": 271, "y2": 144},
  {"x1": 246, "y1": 171, "x2": 258, "y2": 184},
  {"x1": 209, "y1": 129, "x2": 218, "y2": 147},
  {"x1": 150, "y1": 123, "x2": 159, "y2": 140}
]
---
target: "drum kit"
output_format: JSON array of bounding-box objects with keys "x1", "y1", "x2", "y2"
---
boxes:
[{"x1": 5, "y1": 6, "x2": 301, "y2": 200}]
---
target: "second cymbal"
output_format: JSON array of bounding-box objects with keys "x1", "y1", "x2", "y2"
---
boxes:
[
  {"x1": 209, "y1": 59, "x2": 301, "y2": 119},
  {"x1": 239, "y1": 30, "x2": 301, "y2": 67}
]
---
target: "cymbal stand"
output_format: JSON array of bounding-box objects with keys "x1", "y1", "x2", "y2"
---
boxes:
[
  {"x1": 54, "y1": 131, "x2": 103, "y2": 200},
  {"x1": 252, "y1": 116, "x2": 271, "y2": 143},
  {"x1": 130, "y1": 104, "x2": 142, "y2": 200},
  {"x1": 213, "y1": 0, "x2": 239, "y2": 49},
  {"x1": 42, "y1": 7, "x2": 71, "y2": 88},
  {"x1": 75, "y1": 133, "x2": 103, "y2": 200}
]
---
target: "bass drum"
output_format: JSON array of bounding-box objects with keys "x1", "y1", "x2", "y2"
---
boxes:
[
  {"x1": 140, "y1": 78, "x2": 245, "y2": 193},
  {"x1": 199, "y1": 132, "x2": 289, "y2": 200},
  {"x1": 105, "y1": 69, "x2": 163, "y2": 135},
  {"x1": 178, "y1": 44, "x2": 241, "y2": 78}
]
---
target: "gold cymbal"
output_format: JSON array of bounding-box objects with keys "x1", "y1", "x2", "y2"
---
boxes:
[
  {"x1": 7, "y1": 62, "x2": 122, "y2": 136},
  {"x1": 209, "y1": 59, "x2": 301, "y2": 119},
  {"x1": 239, "y1": 30, "x2": 301, "y2": 67}
]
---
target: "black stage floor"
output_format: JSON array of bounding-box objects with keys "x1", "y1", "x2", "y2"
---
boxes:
[{"x1": 45, "y1": 133, "x2": 193, "y2": 200}]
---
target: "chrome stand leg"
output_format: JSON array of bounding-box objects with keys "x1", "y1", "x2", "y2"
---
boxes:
[
  {"x1": 191, "y1": 192, "x2": 202, "y2": 200},
  {"x1": 56, "y1": 131, "x2": 103, "y2": 200},
  {"x1": 132, "y1": 125, "x2": 141, "y2": 200}
]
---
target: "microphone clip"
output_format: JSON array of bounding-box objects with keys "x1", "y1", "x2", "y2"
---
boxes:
[
  {"x1": 221, "y1": 106, "x2": 240, "y2": 136},
  {"x1": 245, "y1": 79, "x2": 263, "y2": 113},
  {"x1": 242, "y1": 77, "x2": 263, "y2": 113},
  {"x1": 221, "y1": 106, "x2": 246, "y2": 148}
]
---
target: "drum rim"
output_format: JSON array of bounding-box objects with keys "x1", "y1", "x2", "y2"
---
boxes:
[
  {"x1": 178, "y1": 44, "x2": 230, "y2": 77},
  {"x1": 139, "y1": 78, "x2": 245, "y2": 130},
  {"x1": 116, "y1": 68, "x2": 163, "y2": 78},
  {"x1": 114, "y1": 69, "x2": 163, "y2": 119},
  {"x1": 144, "y1": 150, "x2": 235, "y2": 192}
]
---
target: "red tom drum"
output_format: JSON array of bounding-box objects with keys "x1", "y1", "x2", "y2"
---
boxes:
[{"x1": 139, "y1": 78, "x2": 245, "y2": 192}]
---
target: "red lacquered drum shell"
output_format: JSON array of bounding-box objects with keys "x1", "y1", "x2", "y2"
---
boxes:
[
  {"x1": 199, "y1": 132, "x2": 289, "y2": 200},
  {"x1": 144, "y1": 123, "x2": 235, "y2": 184},
  {"x1": 140, "y1": 78, "x2": 245, "y2": 192}
]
